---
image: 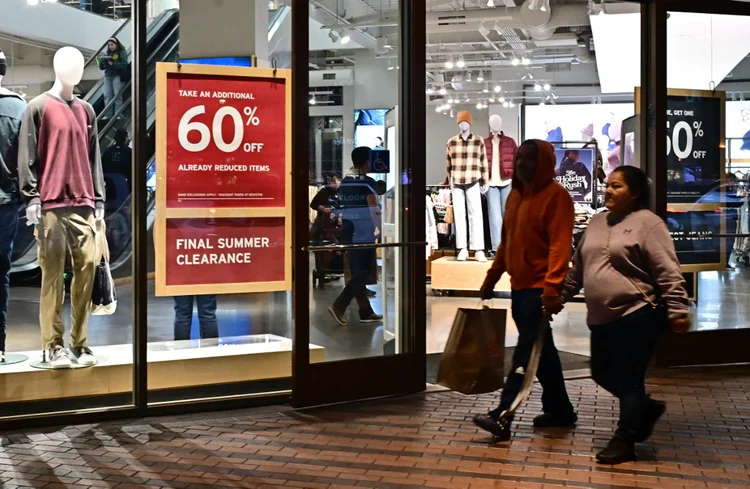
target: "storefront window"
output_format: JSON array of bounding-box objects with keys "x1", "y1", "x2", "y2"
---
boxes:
[
  {"x1": 425, "y1": 1, "x2": 641, "y2": 364},
  {"x1": 145, "y1": 0, "x2": 294, "y2": 403},
  {"x1": 0, "y1": 0, "x2": 135, "y2": 413},
  {"x1": 307, "y1": 0, "x2": 406, "y2": 362},
  {"x1": 666, "y1": 11, "x2": 750, "y2": 332}
]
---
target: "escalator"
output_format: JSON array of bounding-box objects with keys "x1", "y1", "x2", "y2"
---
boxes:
[{"x1": 10, "y1": 6, "x2": 290, "y2": 279}]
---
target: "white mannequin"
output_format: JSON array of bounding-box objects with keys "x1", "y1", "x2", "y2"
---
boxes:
[
  {"x1": 27, "y1": 47, "x2": 104, "y2": 226},
  {"x1": 489, "y1": 115, "x2": 512, "y2": 187},
  {"x1": 448, "y1": 116, "x2": 489, "y2": 262},
  {"x1": 608, "y1": 121, "x2": 622, "y2": 144}
]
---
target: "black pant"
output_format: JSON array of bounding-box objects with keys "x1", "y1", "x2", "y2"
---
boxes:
[
  {"x1": 332, "y1": 248, "x2": 374, "y2": 318},
  {"x1": 590, "y1": 306, "x2": 660, "y2": 440},
  {"x1": 173, "y1": 295, "x2": 219, "y2": 341},
  {"x1": 0, "y1": 204, "x2": 18, "y2": 352},
  {"x1": 490, "y1": 289, "x2": 574, "y2": 419}
]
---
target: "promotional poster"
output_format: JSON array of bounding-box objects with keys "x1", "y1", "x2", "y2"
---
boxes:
[
  {"x1": 666, "y1": 95, "x2": 722, "y2": 203},
  {"x1": 725, "y1": 100, "x2": 750, "y2": 163},
  {"x1": 164, "y1": 73, "x2": 287, "y2": 209},
  {"x1": 554, "y1": 148, "x2": 595, "y2": 204}
]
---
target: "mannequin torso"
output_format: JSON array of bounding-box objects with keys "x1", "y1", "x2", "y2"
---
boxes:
[{"x1": 485, "y1": 115, "x2": 517, "y2": 186}]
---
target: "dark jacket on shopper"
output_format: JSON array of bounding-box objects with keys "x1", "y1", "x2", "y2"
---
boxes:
[
  {"x1": 482, "y1": 139, "x2": 574, "y2": 296},
  {"x1": 99, "y1": 38, "x2": 129, "y2": 80},
  {"x1": 0, "y1": 88, "x2": 26, "y2": 205}
]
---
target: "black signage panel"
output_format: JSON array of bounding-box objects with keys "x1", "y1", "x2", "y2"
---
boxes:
[{"x1": 666, "y1": 95, "x2": 722, "y2": 204}]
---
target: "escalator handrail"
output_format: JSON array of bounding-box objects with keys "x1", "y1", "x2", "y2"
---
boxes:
[{"x1": 95, "y1": 23, "x2": 180, "y2": 129}]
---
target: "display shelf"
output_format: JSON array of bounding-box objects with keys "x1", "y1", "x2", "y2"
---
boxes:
[
  {"x1": 430, "y1": 257, "x2": 511, "y2": 296},
  {"x1": 0, "y1": 334, "x2": 324, "y2": 403}
]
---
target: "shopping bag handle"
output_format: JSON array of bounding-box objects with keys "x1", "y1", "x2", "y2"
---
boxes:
[{"x1": 478, "y1": 299, "x2": 492, "y2": 310}]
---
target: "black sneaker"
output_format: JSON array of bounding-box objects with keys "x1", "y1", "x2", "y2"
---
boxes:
[
  {"x1": 596, "y1": 435, "x2": 637, "y2": 464},
  {"x1": 472, "y1": 414, "x2": 511, "y2": 441},
  {"x1": 328, "y1": 306, "x2": 347, "y2": 326},
  {"x1": 533, "y1": 411, "x2": 578, "y2": 428},
  {"x1": 360, "y1": 312, "x2": 383, "y2": 323},
  {"x1": 635, "y1": 397, "x2": 666, "y2": 443},
  {"x1": 365, "y1": 288, "x2": 377, "y2": 297}
]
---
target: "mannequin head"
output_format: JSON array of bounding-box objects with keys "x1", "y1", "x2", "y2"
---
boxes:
[
  {"x1": 0, "y1": 49, "x2": 6, "y2": 86},
  {"x1": 52, "y1": 47, "x2": 85, "y2": 87},
  {"x1": 457, "y1": 111, "x2": 472, "y2": 134},
  {"x1": 608, "y1": 121, "x2": 622, "y2": 144},
  {"x1": 489, "y1": 114, "x2": 503, "y2": 133}
]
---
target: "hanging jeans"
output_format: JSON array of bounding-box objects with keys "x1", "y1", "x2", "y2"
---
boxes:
[
  {"x1": 173, "y1": 295, "x2": 220, "y2": 341},
  {"x1": 0, "y1": 204, "x2": 19, "y2": 352},
  {"x1": 590, "y1": 305, "x2": 661, "y2": 441},
  {"x1": 102, "y1": 75, "x2": 123, "y2": 118},
  {"x1": 37, "y1": 208, "x2": 97, "y2": 350},
  {"x1": 490, "y1": 289, "x2": 575, "y2": 421},
  {"x1": 485, "y1": 184, "x2": 512, "y2": 251},
  {"x1": 452, "y1": 182, "x2": 485, "y2": 251}
]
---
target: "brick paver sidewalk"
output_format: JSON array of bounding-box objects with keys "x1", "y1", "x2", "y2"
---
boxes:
[{"x1": 1, "y1": 367, "x2": 749, "y2": 488}]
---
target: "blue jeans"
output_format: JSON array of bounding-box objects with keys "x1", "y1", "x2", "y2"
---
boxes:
[
  {"x1": 173, "y1": 295, "x2": 219, "y2": 341},
  {"x1": 490, "y1": 289, "x2": 574, "y2": 420},
  {"x1": 590, "y1": 306, "x2": 660, "y2": 441},
  {"x1": 102, "y1": 75, "x2": 123, "y2": 118},
  {"x1": 0, "y1": 204, "x2": 19, "y2": 352},
  {"x1": 486, "y1": 184, "x2": 512, "y2": 251},
  {"x1": 333, "y1": 248, "x2": 375, "y2": 318}
]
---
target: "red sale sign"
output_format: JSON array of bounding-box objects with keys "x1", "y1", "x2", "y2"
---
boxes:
[
  {"x1": 155, "y1": 63, "x2": 291, "y2": 296},
  {"x1": 165, "y1": 72, "x2": 286, "y2": 209},
  {"x1": 165, "y1": 217, "x2": 286, "y2": 287}
]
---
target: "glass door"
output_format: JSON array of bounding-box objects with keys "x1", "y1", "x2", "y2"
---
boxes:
[{"x1": 292, "y1": 0, "x2": 425, "y2": 407}]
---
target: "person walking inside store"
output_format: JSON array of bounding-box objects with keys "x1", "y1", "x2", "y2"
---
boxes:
[
  {"x1": 97, "y1": 37, "x2": 129, "y2": 120},
  {"x1": 474, "y1": 139, "x2": 577, "y2": 441},
  {"x1": 557, "y1": 166, "x2": 690, "y2": 464},
  {"x1": 328, "y1": 147, "x2": 383, "y2": 326}
]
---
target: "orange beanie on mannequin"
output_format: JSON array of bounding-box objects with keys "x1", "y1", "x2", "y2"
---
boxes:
[{"x1": 456, "y1": 110, "x2": 473, "y2": 126}]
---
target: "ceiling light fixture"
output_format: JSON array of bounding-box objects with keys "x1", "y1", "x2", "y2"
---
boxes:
[
  {"x1": 543, "y1": 83, "x2": 552, "y2": 91},
  {"x1": 456, "y1": 57, "x2": 466, "y2": 68},
  {"x1": 483, "y1": 84, "x2": 490, "y2": 93},
  {"x1": 465, "y1": 72, "x2": 472, "y2": 82},
  {"x1": 522, "y1": 56, "x2": 531, "y2": 66},
  {"x1": 339, "y1": 30, "x2": 351, "y2": 44},
  {"x1": 445, "y1": 58, "x2": 454, "y2": 69},
  {"x1": 499, "y1": 96, "x2": 506, "y2": 103},
  {"x1": 489, "y1": 97, "x2": 495, "y2": 103},
  {"x1": 487, "y1": 0, "x2": 495, "y2": 6},
  {"x1": 426, "y1": 87, "x2": 434, "y2": 95},
  {"x1": 509, "y1": 101, "x2": 515, "y2": 108},
  {"x1": 328, "y1": 30, "x2": 340, "y2": 43},
  {"x1": 439, "y1": 86, "x2": 447, "y2": 95},
  {"x1": 534, "y1": 83, "x2": 542, "y2": 91},
  {"x1": 476, "y1": 102, "x2": 483, "y2": 110},
  {"x1": 511, "y1": 57, "x2": 520, "y2": 67},
  {"x1": 477, "y1": 71, "x2": 485, "y2": 82},
  {"x1": 309, "y1": 95, "x2": 316, "y2": 105},
  {"x1": 494, "y1": 84, "x2": 502, "y2": 93},
  {"x1": 503, "y1": 101, "x2": 509, "y2": 108}
]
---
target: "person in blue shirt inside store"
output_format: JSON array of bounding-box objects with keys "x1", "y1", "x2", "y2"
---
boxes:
[{"x1": 328, "y1": 147, "x2": 383, "y2": 326}]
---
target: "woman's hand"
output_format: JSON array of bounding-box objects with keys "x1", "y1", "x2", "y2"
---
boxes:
[
  {"x1": 669, "y1": 314, "x2": 691, "y2": 333},
  {"x1": 542, "y1": 295, "x2": 564, "y2": 318}
]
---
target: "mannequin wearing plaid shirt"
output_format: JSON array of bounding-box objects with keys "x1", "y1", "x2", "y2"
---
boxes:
[{"x1": 446, "y1": 111, "x2": 488, "y2": 262}]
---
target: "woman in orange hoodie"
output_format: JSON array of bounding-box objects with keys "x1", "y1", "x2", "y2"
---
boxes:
[{"x1": 474, "y1": 139, "x2": 577, "y2": 441}]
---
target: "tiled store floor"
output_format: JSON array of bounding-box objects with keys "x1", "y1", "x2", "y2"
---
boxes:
[{"x1": 1, "y1": 366, "x2": 750, "y2": 488}]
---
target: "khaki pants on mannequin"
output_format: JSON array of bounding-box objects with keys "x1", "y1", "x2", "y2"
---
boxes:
[{"x1": 36, "y1": 207, "x2": 97, "y2": 350}]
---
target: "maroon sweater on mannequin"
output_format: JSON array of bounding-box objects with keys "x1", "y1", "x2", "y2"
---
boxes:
[{"x1": 18, "y1": 92, "x2": 104, "y2": 211}]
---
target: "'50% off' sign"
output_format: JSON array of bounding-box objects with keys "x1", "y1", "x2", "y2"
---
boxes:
[
  {"x1": 667, "y1": 118, "x2": 707, "y2": 160},
  {"x1": 178, "y1": 105, "x2": 264, "y2": 154}
]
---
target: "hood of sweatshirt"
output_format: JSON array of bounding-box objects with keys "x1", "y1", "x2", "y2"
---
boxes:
[{"x1": 512, "y1": 139, "x2": 556, "y2": 195}]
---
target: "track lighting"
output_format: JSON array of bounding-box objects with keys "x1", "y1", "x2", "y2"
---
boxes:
[
  {"x1": 487, "y1": 0, "x2": 495, "y2": 6},
  {"x1": 465, "y1": 72, "x2": 472, "y2": 82},
  {"x1": 339, "y1": 30, "x2": 351, "y2": 44},
  {"x1": 476, "y1": 102, "x2": 483, "y2": 110},
  {"x1": 426, "y1": 87, "x2": 434, "y2": 95},
  {"x1": 503, "y1": 101, "x2": 509, "y2": 108},
  {"x1": 477, "y1": 71, "x2": 485, "y2": 82},
  {"x1": 483, "y1": 84, "x2": 490, "y2": 93},
  {"x1": 543, "y1": 83, "x2": 552, "y2": 91},
  {"x1": 499, "y1": 96, "x2": 506, "y2": 103},
  {"x1": 512, "y1": 57, "x2": 520, "y2": 67},
  {"x1": 509, "y1": 101, "x2": 515, "y2": 108},
  {"x1": 328, "y1": 30, "x2": 340, "y2": 43},
  {"x1": 494, "y1": 85, "x2": 502, "y2": 93},
  {"x1": 309, "y1": 95, "x2": 316, "y2": 105},
  {"x1": 522, "y1": 56, "x2": 531, "y2": 66},
  {"x1": 534, "y1": 83, "x2": 542, "y2": 91},
  {"x1": 439, "y1": 86, "x2": 447, "y2": 95}
]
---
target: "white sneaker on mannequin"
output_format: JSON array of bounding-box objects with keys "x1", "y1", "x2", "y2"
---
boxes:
[
  {"x1": 475, "y1": 251, "x2": 487, "y2": 262},
  {"x1": 456, "y1": 249, "x2": 469, "y2": 261}
]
